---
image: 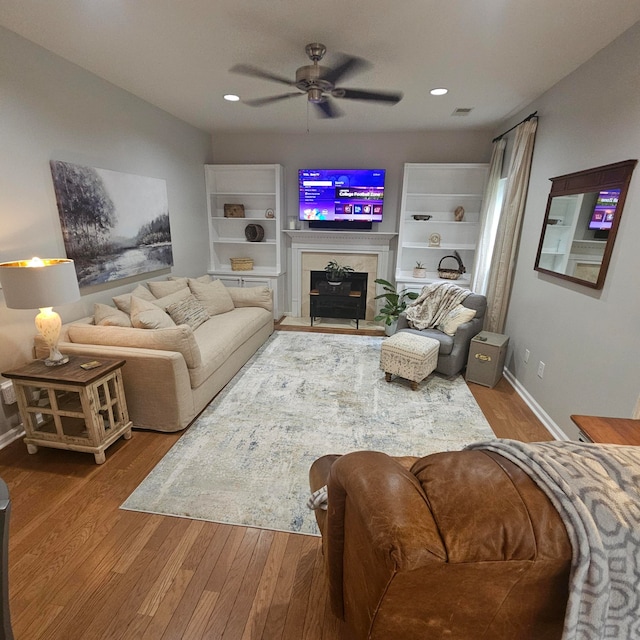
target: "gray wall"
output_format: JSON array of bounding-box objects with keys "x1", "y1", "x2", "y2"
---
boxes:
[
  {"x1": 211, "y1": 130, "x2": 493, "y2": 305},
  {"x1": 498, "y1": 21, "x2": 640, "y2": 438},
  {"x1": 0, "y1": 27, "x2": 212, "y2": 437}
]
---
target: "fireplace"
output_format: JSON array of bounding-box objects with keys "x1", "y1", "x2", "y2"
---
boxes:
[{"x1": 284, "y1": 230, "x2": 396, "y2": 319}]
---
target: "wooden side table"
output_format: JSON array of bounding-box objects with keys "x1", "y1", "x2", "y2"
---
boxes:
[
  {"x1": 570, "y1": 414, "x2": 640, "y2": 445},
  {"x1": 3, "y1": 356, "x2": 132, "y2": 464}
]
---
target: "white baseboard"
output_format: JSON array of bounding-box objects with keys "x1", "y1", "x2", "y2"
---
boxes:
[
  {"x1": 0, "y1": 424, "x2": 25, "y2": 450},
  {"x1": 503, "y1": 369, "x2": 569, "y2": 441}
]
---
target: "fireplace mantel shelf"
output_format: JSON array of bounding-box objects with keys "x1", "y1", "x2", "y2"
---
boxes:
[{"x1": 284, "y1": 230, "x2": 397, "y2": 244}]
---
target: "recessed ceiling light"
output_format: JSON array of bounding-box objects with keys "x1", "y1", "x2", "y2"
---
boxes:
[
  {"x1": 430, "y1": 88, "x2": 448, "y2": 96},
  {"x1": 224, "y1": 94, "x2": 240, "y2": 102}
]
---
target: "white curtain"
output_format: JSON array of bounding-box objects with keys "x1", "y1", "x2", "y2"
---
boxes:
[
  {"x1": 484, "y1": 117, "x2": 538, "y2": 333},
  {"x1": 471, "y1": 138, "x2": 506, "y2": 295}
]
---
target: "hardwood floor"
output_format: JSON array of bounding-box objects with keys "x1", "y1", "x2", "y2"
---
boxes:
[{"x1": 0, "y1": 333, "x2": 552, "y2": 639}]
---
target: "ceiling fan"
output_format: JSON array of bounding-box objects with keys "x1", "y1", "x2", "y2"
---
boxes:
[{"x1": 229, "y1": 43, "x2": 403, "y2": 118}]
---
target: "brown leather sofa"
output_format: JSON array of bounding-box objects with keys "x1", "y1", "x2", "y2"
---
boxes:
[{"x1": 309, "y1": 450, "x2": 572, "y2": 640}]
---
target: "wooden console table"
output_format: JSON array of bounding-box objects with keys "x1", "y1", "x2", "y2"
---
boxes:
[
  {"x1": 3, "y1": 356, "x2": 132, "y2": 464},
  {"x1": 570, "y1": 414, "x2": 640, "y2": 445}
]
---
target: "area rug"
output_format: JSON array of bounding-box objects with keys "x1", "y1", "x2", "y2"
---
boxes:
[{"x1": 121, "y1": 332, "x2": 494, "y2": 535}]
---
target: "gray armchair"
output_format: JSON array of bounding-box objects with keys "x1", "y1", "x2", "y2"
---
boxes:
[{"x1": 396, "y1": 293, "x2": 487, "y2": 377}]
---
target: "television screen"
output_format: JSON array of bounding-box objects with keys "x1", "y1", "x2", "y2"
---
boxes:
[
  {"x1": 588, "y1": 188, "x2": 620, "y2": 230},
  {"x1": 298, "y1": 169, "x2": 385, "y2": 222}
]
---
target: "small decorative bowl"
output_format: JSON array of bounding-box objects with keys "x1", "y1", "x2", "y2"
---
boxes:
[{"x1": 413, "y1": 214, "x2": 432, "y2": 221}]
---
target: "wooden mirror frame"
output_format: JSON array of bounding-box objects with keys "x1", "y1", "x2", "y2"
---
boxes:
[{"x1": 534, "y1": 159, "x2": 637, "y2": 289}]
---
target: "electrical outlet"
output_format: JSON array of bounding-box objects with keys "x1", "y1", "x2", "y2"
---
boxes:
[
  {"x1": 537, "y1": 361, "x2": 545, "y2": 378},
  {"x1": 524, "y1": 349, "x2": 530, "y2": 363},
  {"x1": 1, "y1": 381, "x2": 16, "y2": 405}
]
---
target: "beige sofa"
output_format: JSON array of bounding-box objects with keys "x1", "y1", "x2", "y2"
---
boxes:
[{"x1": 35, "y1": 277, "x2": 274, "y2": 432}]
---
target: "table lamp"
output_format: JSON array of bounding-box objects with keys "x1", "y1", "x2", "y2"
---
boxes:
[{"x1": 0, "y1": 257, "x2": 80, "y2": 366}]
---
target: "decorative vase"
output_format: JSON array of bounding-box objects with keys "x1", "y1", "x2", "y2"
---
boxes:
[
  {"x1": 413, "y1": 268, "x2": 427, "y2": 278},
  {"x1": 454, "y1": 206, "x2": 465, "y2": 222}
]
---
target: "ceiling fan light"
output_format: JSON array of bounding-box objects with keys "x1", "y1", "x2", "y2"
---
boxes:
[
  {"x1": 307, "y1": 87, "x2": 324, "y2": 103},
  {"x1": 224, "y1": 94, "x2": 240, "y2": 102},
  {"x1": 430, "y1": 87, "x2": 448, "y2": 96}
]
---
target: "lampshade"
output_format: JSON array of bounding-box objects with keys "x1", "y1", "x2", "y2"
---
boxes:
[
  {"x1": 0, "y1": 258, "x2": 80, "y2": 366},
  {"x1": 0, "y1": 258, "x2": 80, "y2": 309}
]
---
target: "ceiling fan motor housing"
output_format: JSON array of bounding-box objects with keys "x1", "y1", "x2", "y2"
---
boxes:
[{"x1": 295, "y1": 65, "x2": 333, "y2": 100}]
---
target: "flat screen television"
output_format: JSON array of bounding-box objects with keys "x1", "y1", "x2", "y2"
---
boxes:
[
  {"x1": 588, "y1": 188, "x2": 620, "y2": 231},
  {"x1": 298, "y1": 169, "x2": 385, "y2": 229}
]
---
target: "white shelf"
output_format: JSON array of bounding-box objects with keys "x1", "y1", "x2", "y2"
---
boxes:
[
  {"x1": 396, "y1": 163, "x2": 489, "y2": 289},
  {"x1": 214, "y1": 238, "x2": 277, "y2": 245},
  {"x1": 205, "y1": 164, "x2": 286, "y2": 318},
  {"x1": 403, "y1": 242, "x2": 476, "y2": 251},
  {"x1": 405, "y1": 220, "x2": 480, "y2": 227},
  {"x1": 210, "y1": 266, "x2": 282, "y2": 276}
]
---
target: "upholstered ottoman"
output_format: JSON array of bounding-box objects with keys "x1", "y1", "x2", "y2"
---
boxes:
[{"x1": 380, "y1": 332, "x2": 439, "y2": 390}]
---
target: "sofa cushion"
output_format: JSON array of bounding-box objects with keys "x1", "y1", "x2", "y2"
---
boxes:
[
  {"x1": 93, "y1": 303, "x2": 132, "y2": 328},
  {"x1": 170, "y1": 274, "x2": 210, "y2": 284},
  {"x1": 166, "y1": 295, "x2": 210, "y2": 330},
  {"x1": 188, "y1": 279, "x2": 235, "y2": 317},
  {"x1": 437, "y1": 305, "x2": 476, "y2": 336},
  {"x1": 188, "y1": 307, "x2": 272, "y2": 388},
  {"x1": 400, "y1": 328, "x2": 455, "y2": 355},
  {"x1": 149, "y1": 287, "x2": 191, "y2": 311},
  {"x1": 226, "y1": 286, "x2": 273, "y2": 312},
  {"x1": 67, "y1": 323, "x2": 202, "y2": 369},
  {"x1": 112, "y1": 284, "x2": 156, "y2": 314},
  {"x1": 130, "y1": 296, "x2": 176, "y2": 329},
  {"x1": 148, "y1": 279, "x2": 188, "y2": 298}
]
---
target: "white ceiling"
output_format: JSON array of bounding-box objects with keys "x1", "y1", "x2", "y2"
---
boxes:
[{"x1": 2, "y1": 1, "x2": 639, "y2": 134}]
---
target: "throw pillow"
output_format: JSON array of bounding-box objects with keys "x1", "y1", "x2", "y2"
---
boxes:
[
  {"x1": 437, "y1": 305, "x2": 477, "y2": 336},
  {"x1": 188, "y1": 278, "x2": 235, "y2": 317},
  {"x1": 130, "y1": 296, "x2": 176, "y2": 330},
  {"x1": 148, "y1": 279, "x2": 188, "y2": 298},
  {"x1": 112, "y1": 284, "x2": 156, "y2": 314},
  {"x1": 150, "y1": 287, "x2": 191, "y2": 311},
  {"x1": 169, "y1": 274, "x2": 210, "y2": 284},
  {"x1": 225, "y1": 286, "x2": 273, "y2": 312},
  {"x1": 166, "y1": 295, "x2": 210, "y2": 330},
  {"x1": 93, "y1": 303, "x2": 132, "y2": 328}
]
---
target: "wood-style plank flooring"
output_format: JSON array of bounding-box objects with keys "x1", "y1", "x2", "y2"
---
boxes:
[{"x1": 0, "y1": 328, "x2": 552, "y2": 639}]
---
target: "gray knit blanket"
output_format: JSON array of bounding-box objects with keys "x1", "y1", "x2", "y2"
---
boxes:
[
  {"x1": 467, "y1": 439, "x2": 640, "y2": 640},
  {"x1": 404, "y1": 282, "x2": 471, "y2": 330}
]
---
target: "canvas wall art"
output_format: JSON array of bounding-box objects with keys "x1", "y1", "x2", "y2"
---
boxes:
[{"x1": 50, "y1": 161, "x2": 173, "y2": 287}]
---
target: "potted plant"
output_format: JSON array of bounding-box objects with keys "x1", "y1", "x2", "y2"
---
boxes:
[
  {"x1": 413, "y1": 261, "x2": 427, "y2": 278},
  {"x1": 325, "y1": 259, "x2": 354, "y2": 285},
  {"x1": 374, "y1": 278, "x2": 419, "y2": 335}
]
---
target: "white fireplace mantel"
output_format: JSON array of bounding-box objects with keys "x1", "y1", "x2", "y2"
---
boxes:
[{"x1": 284, "y1": 230, "x2": 397, "y2": 317}]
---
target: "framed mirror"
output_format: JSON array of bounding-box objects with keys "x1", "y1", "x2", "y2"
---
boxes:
[{"x1": 534, "y1": 159, "x2": 637, "y2": 289}]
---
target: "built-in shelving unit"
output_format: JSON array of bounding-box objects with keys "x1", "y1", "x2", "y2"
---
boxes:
[
  {"x1": 396, "y1": 163, "x2": 489, "y2": 292},
  {"x1": 205, "y1": 164, "x2": 285, "y2": 317}
]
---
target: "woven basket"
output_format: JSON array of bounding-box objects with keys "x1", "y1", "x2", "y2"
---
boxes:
[
  {"x1": 230, "y1": 257, "x2": 254, "y2": 271},
  {"x1": 244, "y1": 223, "x2": 265, "y2": 242},
  {"x1": 437, "y1": 252, "x2": 465, "y2": 280}
]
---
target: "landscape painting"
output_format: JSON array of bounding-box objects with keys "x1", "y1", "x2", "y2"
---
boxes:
[{"x1": 50, "y1": 160, "x2": 173, "y2": 287}]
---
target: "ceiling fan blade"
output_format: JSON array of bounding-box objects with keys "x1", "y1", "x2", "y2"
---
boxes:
[
  {"x1": 320, "y1": 54, "x2": 371, "y2": 86},
  {"x1": 229, "y1": 64, "x2": 295, "y2": 87},
  {"x1": 332, "y1": 88, "x2": 403, "y2": 104},
  {"x1": 243, "y1": 93, "x2": 303, "y2": 107},
  {"x1": 314, "y1": 98, "x2": 343, "y2": 119}
]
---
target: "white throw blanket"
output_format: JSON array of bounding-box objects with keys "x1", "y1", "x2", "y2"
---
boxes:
[
  {"x1": 467, "y1": 439, "x2": 640, "y2": 640},
  {"x1": 404, "y1": 282, "x2": 471, "y2": 330}
]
